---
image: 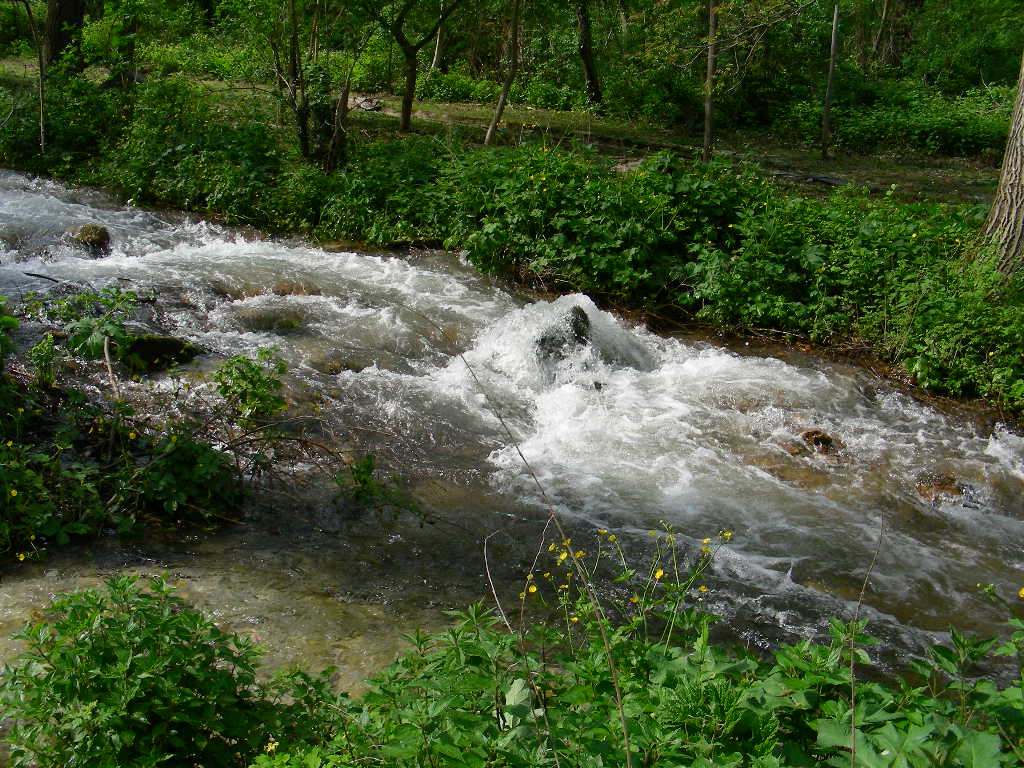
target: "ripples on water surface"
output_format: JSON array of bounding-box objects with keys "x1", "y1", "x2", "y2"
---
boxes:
[{"x1": 1, "y1": 169, "x2": 1022, "y2": 674}]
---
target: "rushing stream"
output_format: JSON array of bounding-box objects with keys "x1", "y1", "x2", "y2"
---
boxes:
[{"x1": 2, "y1": 170, "x2": 1023, "y2": 687}]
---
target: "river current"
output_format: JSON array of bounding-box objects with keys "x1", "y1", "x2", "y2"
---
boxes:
[{"x1": 1, "y1": 169, "x2": 1022, "y2": 683}]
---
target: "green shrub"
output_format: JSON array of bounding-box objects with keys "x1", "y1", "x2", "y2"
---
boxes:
[
  {"x1": 776, "y1": 83, "x2": 1012, "y2": 156},
  {"x1": 0, "y1": 576, "x2": 342, "y2": 768},
  {"x1": 417, "y1": 70, "x2": 502, "y2": 104},
  {"x1": 248, "y1": 531, "x2": 1024, "y2": 768},
  {"x1": 213, "y1": 349, "x2": 288, "y2": 424},
  {"x1": 106, "y1": 77, "x2": 279, "y2": 222}
]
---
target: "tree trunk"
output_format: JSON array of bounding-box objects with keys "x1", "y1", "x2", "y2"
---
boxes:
[
  {"x1": 616, "y1": 0, "x2": 629, "y2": 37},
  {"x1": 43, "y1": 0, "x2": 85, "y2": 70},
  {"x1": 702, "y1": 0, "x2": 717, "y2": 163},
  {"x1": 485, "y1": 0, "x2": 522, "y2": 146},
  {"x1": 982, "y1": 49, "x2": 1024, "y2": 277},
  {"x1": 400, "y1": 47, "x2": 417, "y2": 132},
  {"x1": 575, "y1": 1, "x2": 602, "y2": 108},
  {"x1": 821, "y1": 4, "x2": 840, "y2": 160},
  {"x1": 431, "y1": 3, "x2": 444, "y2": 69}
]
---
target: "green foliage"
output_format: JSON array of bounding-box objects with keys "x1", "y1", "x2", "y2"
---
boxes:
[
  {"x1": 334, "y1": 453, "x2": 424, "y2": 523},
  {"x1": 417, "y1": 70, "x2": 502, "y2": 104},
  {"x1": 106, "y1": 77, "x2": 279, "y2": 222},
  {"x1": 0, "y1": 296, "x2": 18, "y2": 368},
  {"x1": 0, "y1": 576, "x2": 343, "y2": 768},
  {"x1": 779, "y1": 82, "x2": 1013, "y2": 156},
  {"x1": 317, "y1": 136, "x2": 449, "y2": 242},
  {"x1": 213, "y1": 348, "x2": 288, "y2": 423},
  {"x1": 248, "y1": 531, "x2": 1023, "y2": 768}
]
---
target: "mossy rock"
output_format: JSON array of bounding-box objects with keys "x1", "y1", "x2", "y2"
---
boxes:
[
  {"x1": 69, "y1": 224, "x2": 112, "y2": 256},
  {"x1": 119, "y1": 334, "x2": 202, "y2": 373},
  {"x1": 236, "y1": 308, "x2": 307, "y2": 335},
  {"x1": 272, "y1": 280, "x2": 322, "y2": 296}
]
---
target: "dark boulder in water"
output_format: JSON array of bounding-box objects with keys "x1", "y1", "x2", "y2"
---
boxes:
[
  {"x1": 119, "y1": 334, "x2": 202, "y2": 373},
  {"x1": 536, "y1": 305, "x2": 591, "y2": 362}
]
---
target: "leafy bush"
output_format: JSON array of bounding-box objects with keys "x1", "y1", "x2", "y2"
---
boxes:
[
  {"x1": 248, "y1": 530, "x2": 1024, "y2": 768},
  {"x1": 417, "y1": 70, "x2": 502, "y2": 104},
  {"x1": 105, "y1": 77, "x2": 279, "y2": 222},
  {"x1": 213, "y1": 348, "x2": 288, "y2": 423},
  {"x1": 0, "y1": 576, "x2": 342, "y2": 768},
  {"x1": 777, "y1": 82, "x2": 1013, "y2": 156}
]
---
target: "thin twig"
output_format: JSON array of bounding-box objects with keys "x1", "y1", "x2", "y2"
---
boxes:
[
  {"x1": 850, "y1": 524, "x2": 884, "y2": 768},
  {"x1": 483, "y1": 531, "x2": 513, "y2": 633}
]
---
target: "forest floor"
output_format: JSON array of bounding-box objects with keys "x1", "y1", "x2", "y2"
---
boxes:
[
  {"x1": 369, "y1": 94, "x2": 1001, "y2": 205},
  {"x1": 0, "y1": 55, "x2": 1001, "y2": 205}
]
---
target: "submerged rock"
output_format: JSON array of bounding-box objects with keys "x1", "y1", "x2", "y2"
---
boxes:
[
  {"x1": 272, "y1": 280, "x2": 322, "y2": 296},
  {"x1": 119, "y1": 334, "x2": 202, "y2": 373},
  {"x1": 536, "y1": 305, "x2": 591, "y2": 362},
  {"x1": 801, "y1": 429, "x2": 842, "y2": 454},
  {"x1": 914, "y1": 472, "x2": 963, "y2": 503},
  {"x1": 69, "y1": 224, "x2": 111, "y2": 257},
  {"x1": 236, "y1": 307, "x2": 307, "y2": 335}
]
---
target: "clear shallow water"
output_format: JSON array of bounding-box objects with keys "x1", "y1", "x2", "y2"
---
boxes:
[{"x1": 1, "y1": 169, "x2": 1023, "y2": 675}]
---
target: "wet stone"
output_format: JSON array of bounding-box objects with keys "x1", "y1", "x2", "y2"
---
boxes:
[
  {"x1": 801, "y1": 428, "x2": 842, "y2": 454},
  {"x1": 272, "y1": 280, "x2": 322, "y2": 296},
  {"x1": 915, "y1": 471, "x2": 963, "y2": 503},
  {"x1": 69, "y1": 224, "x2": 111, "y2": 256},
  {"x1": 236, "y1": 307, "x2": 308, "y2": 335}
]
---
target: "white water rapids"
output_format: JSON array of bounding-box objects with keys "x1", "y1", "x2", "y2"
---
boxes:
[{"x1": 2, "y1": 170, "x2": 1023, "y2": 669}]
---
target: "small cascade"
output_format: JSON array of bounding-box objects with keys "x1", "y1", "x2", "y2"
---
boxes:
[{"x1": 2, "y1": 169, "x2": 1022, "y2": 667}]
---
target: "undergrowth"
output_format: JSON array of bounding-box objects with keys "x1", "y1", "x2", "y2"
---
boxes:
[{"x1": 2, "y1": 532, "x2": 1023, "y2": 767}]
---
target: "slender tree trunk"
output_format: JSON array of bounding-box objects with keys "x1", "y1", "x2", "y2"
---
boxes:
[
  {"x1": 400, "y1": 47, "x2": 417, "y2": 132},
  {"x1": 485, "y1": 0, "x2": 522, "y2": 146},
  {"x1": 15, "y1": 0, "x2": 45, "y2": 152},
  {"x1": 981, "y1": 49, "x2": 1024, "y2": 277},
  {"x1": 703, "y1": 0, "x2": 717, "y2": 163},
  {"x1": 43, "y1": 0, "x2": 85, "y2": 70},
  {"x1": 616, "y1": 0, "x2": 629, "y2": 37},
  {"x1": 431, "y1": 2, "x2": 444, "y2": 69},
  {"x1": 575, "y1": 1, "x2": 602, "y2": 108},
  {"x1": 821, "y1": 4, "x2": 840, "y2": 160},
  {"x1": 871, "y1": 0, "x2": 889, "y2": 62}
]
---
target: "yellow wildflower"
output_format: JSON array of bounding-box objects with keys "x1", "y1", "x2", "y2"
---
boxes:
[
  {"x1": 9, "y1": 489, "x2": 16, "y2": 497},
  {"x1": 629, "y1": 595, "x2": 639, "y2": 604},
  {"x1": 608, "y1": 534, "x2": 616, "y2": 542},
  {"x1": 698, "y1": 585, "x2": 708, "y2": 593},
  {"x1": 1018, "y1": 587, "x2": 1024, "y2": 600},
  {"x1": 721, "y1": 531, "x2": 733, "y2": 541},
  {"x1": 16, "y1": 553, "x2": 25, "y2": 561},
  {"x1": 558, "y1": 551, "x2": 568, "y2": 562},
  {"x1": 526, "y1": 573, "x2": 534, "y2": 581},
  {"x1": 265, "y1": 741, "x2": 279, "y2": 754},
  {"x1": 701, "y1": 547, "x2": 711, "y2": 553},
  {"x1": 128, "y1": 432, "x2": 136, "y2": 440},
  {"x1": 654, "y1": 569, "x2": 664, "y2": 580},
  {"x1": 570, "y1": 616, "x2": 578, "y2": 623},
  {"x1": 597, "y1": 529, "x2": 608, "y2": 535},
  {"x1": 702, "y1": 538, "x2": 712, "y2": 544},
  {"x1": 574, "y1": 550, "x2": 584, "y2": 559},
  {"x1": 528, "y1": 584, "x2": 537, "y2": 594}
]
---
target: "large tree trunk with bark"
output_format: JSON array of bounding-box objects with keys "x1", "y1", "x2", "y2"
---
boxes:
[
  {"x1": 982, "y1": 49, "x2": 1024, "y2": 277},
  {"x1": 575, "y1": 1, "x2": 602, "y2": 108},
  {"x1": 44, "y1": 0, "x2": 86, "y2": 70}
]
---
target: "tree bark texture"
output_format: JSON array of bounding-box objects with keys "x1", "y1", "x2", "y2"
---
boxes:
[
  {"x1": 982, "y1": 49, "x2": 1024, "y2": 277},
  {"x1": 575, "y1": 1, "x2": 602, "y2": 107},
  {"x1": 43, "y1": 0, "x2": 85, "y2": 70}
]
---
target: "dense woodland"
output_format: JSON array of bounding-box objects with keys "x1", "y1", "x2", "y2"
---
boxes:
[{"x1": 3, "y1": 2, "x2": 1024, "y2": 767}]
